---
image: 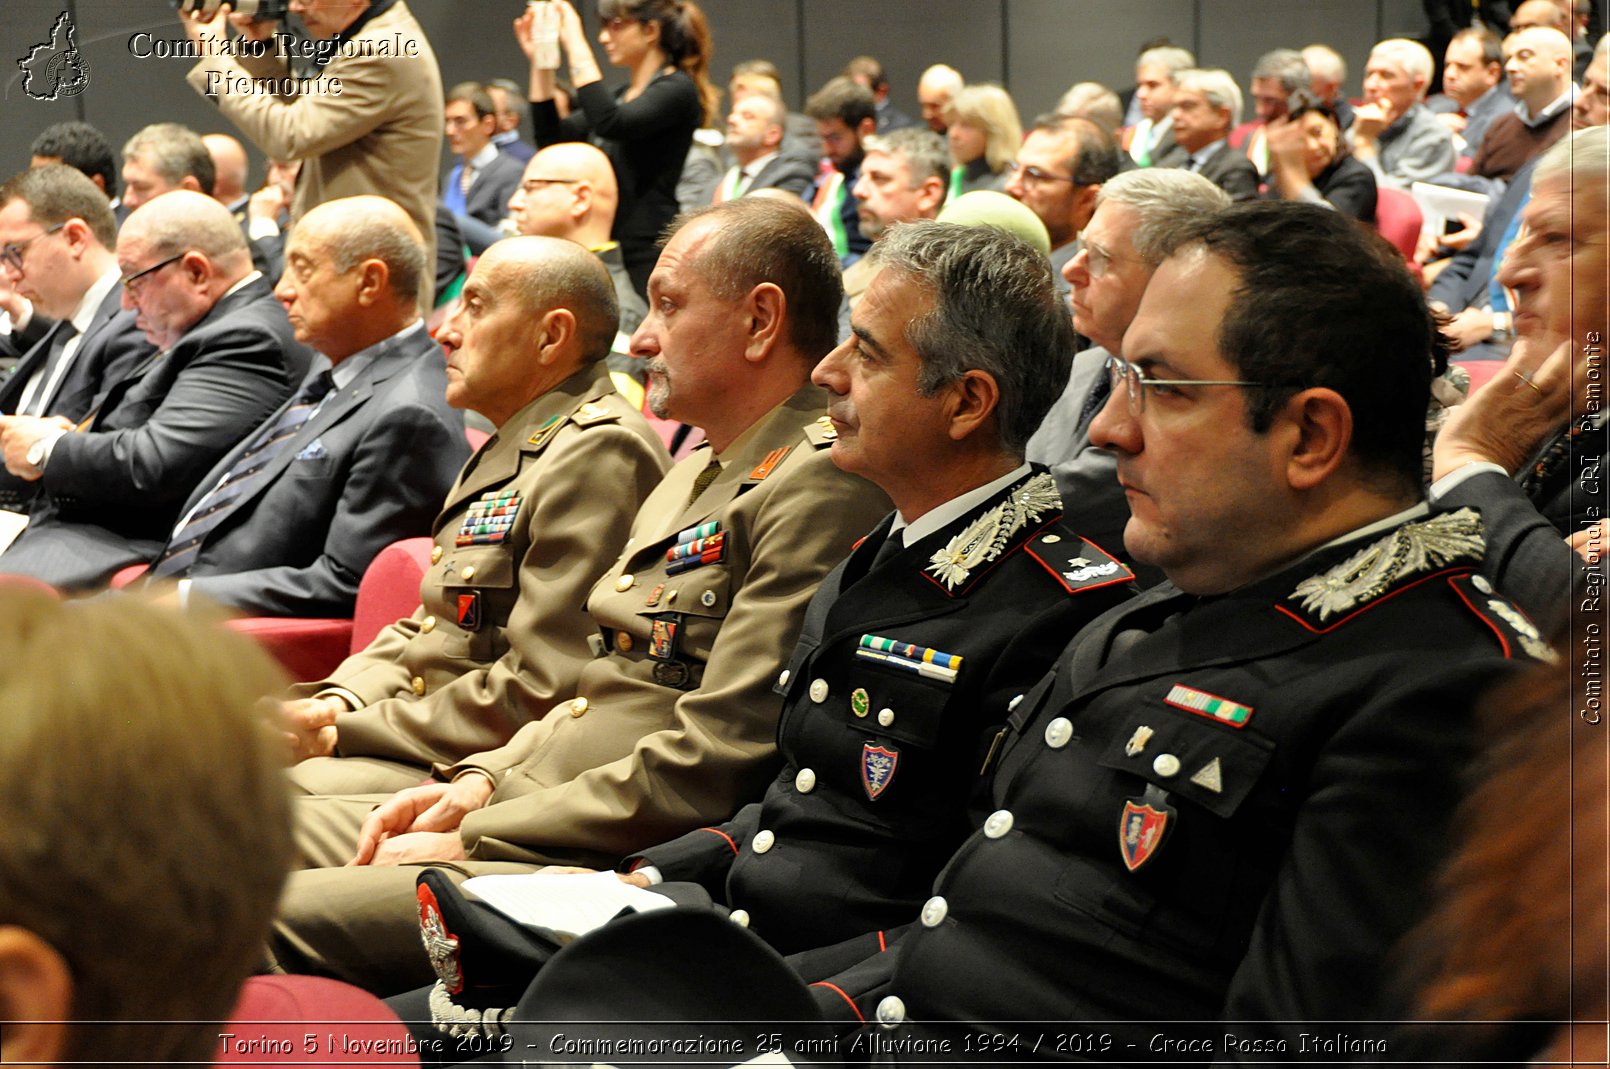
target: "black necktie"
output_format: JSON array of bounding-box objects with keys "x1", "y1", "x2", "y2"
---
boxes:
[
  {"x1": 149, "y1": 372, "x2": 335, "y2": 578},
  {"x1": 23, "y1": 320, "x2": 78, "y2": 416},
  {"x1": 1076, "y1": 373, "x2": 1112, "y2": 433}
]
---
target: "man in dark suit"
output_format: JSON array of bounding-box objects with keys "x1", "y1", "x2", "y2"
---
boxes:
[
  {"x1": 805, "y1": 201, "x2": 1549, "y2": 1045},
  {"x1": 144, "y1": 196, "x2": 468, "y2": 618},
  {"x1": 1158, "y1": 68, "x2": 1260, "y2": 201},
  {"x1": 0, "y1": 190, "x2": 311, "y2": 589},
  {"x1": 1431, "y1": 125, "x2": 1608, "y2": 635},
  {"x1": 715, "y1": 93, "x2": 817, "y2": 202},
  {"x1": 443, "y1": 82, "x2": 525, "y2": 249},
  {"x1": 0, "y1": 167, "x2": 155, "y2": 426}
]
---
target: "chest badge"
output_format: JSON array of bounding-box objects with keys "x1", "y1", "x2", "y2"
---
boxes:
[
  {"x1": 1118, "y1": 799, "x2": 1171, "y2": 872},
  {"x1": 861, "y1": 743, "x2": 899, "y2": 800}
]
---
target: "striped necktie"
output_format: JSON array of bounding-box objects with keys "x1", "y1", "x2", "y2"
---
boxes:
[{"x1": 149, "y1": 371, "x2": 335, "y2": 578}]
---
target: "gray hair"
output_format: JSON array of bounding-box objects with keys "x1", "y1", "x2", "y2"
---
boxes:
[
  {"x1": 1054, "y1": 82, "x2": 1123, "y2": 134},
  {"x1": 487, "y1": 78, "x2": 531, "y2": 127},
  {"x1": 1301, "y1": 44, "x2": 1347, "y2": 86},
  {"x1": 1371, "y1": 39, "x2": 1436, "y2": 90},
  {"x1": 1094, "y1": 169, "x2": 1232, "y2": 266},
  {"x1": 1535, "y1": 124, "x2": 1608, "y2": 191},
  {"x1": 122, "y1": 122, "x2": 215, "y2": 196},
  {"x1": 125, "y1": 190, "x2": 248, "y2": 264},
  {"x1": 1252, "y1": 48, "x2": 1311, "y2": 93},
  {"x1": 868, "y1": 220, "x2": 1075, "y2": 456},
  {"x1": 1137, "y1": 46, "x2": 1196, "y2": 80},
  {"x1": 864, "y1": 127, "x2": 950, "y2": 185},
  {"x1": 1175, "y1": 68, "x2": 1244, "y2": 128}
]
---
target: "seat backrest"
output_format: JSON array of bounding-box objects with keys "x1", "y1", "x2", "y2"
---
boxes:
[
  {"x1": 350, "y1": 537, "x2": 434, "y2": 653},
  {"x1": 1375, "y1": 186, "x2": 1424, "y2": 260},
  {"x1": 465, "y1": 426, "x2": 491, "y2": 451}
]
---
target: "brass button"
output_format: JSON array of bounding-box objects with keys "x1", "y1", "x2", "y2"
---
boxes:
[
  {"x1": 570, "y1": 697, "x2": 590, "y2": 717},
  {"x1": 421, "y1": 616, "x2": 436, "y2": 634},
  {"x1": 460, "y1": 565, "x2": 476, "y2": 581},
  {"x1": 615, "y1": 632, "x2": 634, "y2": 653},
  {"x1": 430, "y1": 545, "x2": 443, "y2": 564},
  {"x1": 410, "y1": 676, "x2": 426, "y2": 696},
  {"x1": 616, "y1": 574, "x2": 635, "y2": 592}
]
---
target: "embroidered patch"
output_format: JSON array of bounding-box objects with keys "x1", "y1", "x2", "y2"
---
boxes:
[
  {"x1": 928, "y1": 472, "x2": 1060, "y2": 590},
  {"x1": 747, "y1": 446, "x2": 791, "y2": 482},
  {"x1": 416, "y1": 882, "x2": 464, "y2": 995},
  {"x1": 1288, "y1": 508, "x2": 1485, "y2": 622}
]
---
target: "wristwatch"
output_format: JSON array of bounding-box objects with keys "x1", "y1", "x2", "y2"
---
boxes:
[
  {"x1": 25, "y1": 437, "x2": 49, "y2": 470},
  {"x1": 1491, "y1": 311, "x2": 1513, "y2": 341}
]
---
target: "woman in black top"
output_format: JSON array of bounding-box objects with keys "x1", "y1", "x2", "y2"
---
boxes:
[
  {"x1": 515, "y1": 0, "x2": 717, "y2": 296},
  {"x1": 1265, "y1": 95, "x2": 1378, "y2": 223}
]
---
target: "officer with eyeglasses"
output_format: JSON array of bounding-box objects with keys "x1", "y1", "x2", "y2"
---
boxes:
[{"x1": 807, "y1": 201, "x2": 1549, "y2": 1052}]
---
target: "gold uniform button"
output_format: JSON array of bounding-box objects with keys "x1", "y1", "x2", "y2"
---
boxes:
[
  {"x1": 570, "y1": 697, "x2": 590, "y2": 717},
  {"x1": 616, "y1": 574, "x2": 635, "y2": 592},
  {"x1": 615, "y1": 632, "x2": 634, "y2": 653},
  {"x1": 411, "y1": 676, "x2": 426, "y2": 696},
  {"x1": 430, "y1": 546, "x2": 443, "y2": 564},
  {"x1": 421, "y1": 616, "x2": 436, "y2": 634},
  {"x1": 460, "y1": 566, "x2": 476, "y2": 581}
]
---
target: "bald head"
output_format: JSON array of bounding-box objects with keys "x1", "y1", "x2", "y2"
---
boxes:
[
  {"x1": 1512, "y1": 0, "x2": 1572, "y2": 32},
  {"x1": 117, "y1": 192, "x2": 252, "y2": 348},
  {"x1": 203, "y1": 134, "x2": 249, "y2": 204},
  {"x1": 122, "y1": 190, "x2": 248, "y2": 267},
  {"x1": 1505, "y1": 27, "x2": 1574, "y2": 110},
  {"x1": 295, "y1": 195, "x2": 425, "y2": 302},
  {"x1": 438, "y1": 236, "x2": 620, "y2": 426},
  {"x1": 508, "y1": 143, "x2": 619, "y2": 246}
]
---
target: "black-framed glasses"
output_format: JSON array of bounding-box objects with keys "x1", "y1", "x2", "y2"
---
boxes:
[
  {"x1": 518, "y1": 178, "x2": 580, "y2": 194},
  {"x1": 1105, "y1": 355, "x2": 1265, "y2": 414},
  {"x1": 1003, "y1": 161, "x2": 1082, "y2": 186},
  {"x1": 1, "y1": 222, "x2": 67, "y2": 272},
  {"x1": 119, "y1": 252, "x2": 188, "y2": 297}
]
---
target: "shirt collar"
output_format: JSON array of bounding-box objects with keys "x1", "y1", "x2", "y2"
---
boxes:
[
  {"x1": 467, "y1": 143, "x2": 500, "y2": 170},
  {"x1": 741, "y1": 150, "x2": 778, "y2": 177},
  {"x1": 893, "y1": 463, "x2": 1034, "y2": 547},
  {"x1": 70, "y1": 266, "x2": 123, "y2": 335},
  {"x1": 1518, "y1": 85, "x2": 1578, "y2": 126},
  {"x1": 1191, "y1": 138, "x2": 1227, "y2": 167},
  {"x1": 329, "y1": 318, "x2": 424, "y2": 389}
]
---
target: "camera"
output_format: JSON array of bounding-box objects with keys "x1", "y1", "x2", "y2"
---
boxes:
[{"x1": 172, "y1": 0, "x2": 290, "y2": 21}]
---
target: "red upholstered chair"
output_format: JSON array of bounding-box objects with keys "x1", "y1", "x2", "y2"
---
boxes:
[
  {"x1": 0, "y1": 574, "x2": 61, "y2": 598},
  {"x1": 228, "y1": 537, "x2": 434, "y2": 683},
  {"x1": 1459, "y1": 358, "x2": 1505, "y2": 395},
  {"x1": 219, "y1": 976, "x2": 419, "y2": 1066},
  {"x1": 1374, "y1": 187, "x2": 1424, "y2": 261},
  {"x1": 465, "y1": 426, "x2": 491, "y2": 451}
]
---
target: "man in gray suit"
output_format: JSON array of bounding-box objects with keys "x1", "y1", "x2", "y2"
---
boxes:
[
  {"x1": 144, "y1": 196, "x2": 468, "y2": 617},
  {"x1": 1026, "y1": 168, "x2": 1230, "y2": 584}
]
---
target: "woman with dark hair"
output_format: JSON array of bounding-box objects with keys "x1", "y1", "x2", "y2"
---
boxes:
[
  {"x1": 514, "y1": 0, "x2": 716, "y2": 296},
  {"x1": 1265, "y1": 94, "x2": 1378, "y2": 223}
]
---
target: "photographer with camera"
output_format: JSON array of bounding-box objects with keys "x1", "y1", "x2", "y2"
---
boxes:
[{"x1": 176, "y1": 0, "x2": 443, "y2": 308}]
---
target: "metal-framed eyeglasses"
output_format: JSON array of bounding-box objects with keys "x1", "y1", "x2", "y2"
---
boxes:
[
  {"x1": 517, "y1": 177, "x2": 581, "y2": 194},
  {"x1": 1, "y1": 222, "x2": 67, "y2": 273},
  {"x1": 1002, "y1": 161, "x2": 1083, "y2": 187},
  {"x1": 120, "y1": 252, "x2": 188, "y2": 298},
  {"x1": 1105, "y1": 355, "x2": 1265, "y2": 414}
]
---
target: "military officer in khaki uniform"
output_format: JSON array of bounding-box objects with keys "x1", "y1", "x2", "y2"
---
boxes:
[
  {"x1": 281, "y1": 237, "x2": 670, "y2": 797},
  {"x1": 270, "y1": 198, "x2": 893, "y2": 994}
]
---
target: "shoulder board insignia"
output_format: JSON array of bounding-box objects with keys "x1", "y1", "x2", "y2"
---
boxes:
[
  {"x1": 1024, "y1": 528, "x2": 1134, "y2": 595},
  {"x1": 525, "y1": 414, "x2": 563, "y2": 448},
  {"x1": 747, "y1": 445, "x2": 792, "y2": 483},
  {"x1": 805, "y1": 415, "x2": 837, "y2": 448},
  {"x1": 1448, "y1": 574, "x2": 1560, "y2": 663},
  {"x1": 571, "y1": 400, "x2": 620, "y2": 426},
  {"x1": 927, "y1": 472, "x2": 1061, "y2": 591},
  {"x1": 1286, "y1": 508, "x2": 1486, "y2": 626}
]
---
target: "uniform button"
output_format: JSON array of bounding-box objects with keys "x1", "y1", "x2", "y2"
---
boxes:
[
  {"x1": 794, "y1": 768, "x2": 816, "y2": 793},
  {"x1": 728, "y1": 909, "x2": 750, "y2": 928},
  {"x1": 430, "y1": 546, "x2": 443, "y2": 564},
  {"x1": 665, "y1": 589, "x2": 678, "y2": 605},
  {"x1": 570, "y1": 697, "x2": 590, "y2": 718},
  {"x1": 877, "y1": 707, "x2": 895, "y2": 727},
  {"x1": 700, "y1": 590, "x2": 717, "y2": 607},
  {"x1": 1044, "y1": 717, "x2": 1074, "y2": 749},
  {"x1": 410, "y1": 676, "x2": 426, "y2": 696},
  {"x1": 1152, "y1": 753, "x2": 1181, "y2": 778},
  {"x1": 421, "y1": 616, "x2": 436, "y2": 634},
  {"x1": 876, "y1": 995, "x2": 906, "y2": 1028},
  {"x1": 1008, "y1": 693, "x2": 1024, "y2": 711},
  {"x1": 777, "y1": 669, "x2": 791, "y2": 688},
  {"x1": 1041, "y1": 534, "x2": 1061, "y2": 544},
  {"x1": 752, "y1": 830, "x2": 775, "y2": 854},
  {"x1": 615, "y1": 574, "x2": 635, "y2": 592},
  {"x1": 919, "y1": 895, "x2": 948, "y2": 927},
  {"x1": 808, "y1": 679, "x2": 829, "y2": 703},
  {"x1": 615, "y1": 632, "x2": 634, "y2": 653},
  {"x1": 983, "y1": 809, "x2": 1014, "y2": 838},
  {"x1": 460, "y1": 566, "x2": 476, "y2": 581}
]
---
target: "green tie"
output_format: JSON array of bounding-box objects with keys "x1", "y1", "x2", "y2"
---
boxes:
[{"x1": 686, "y1": 457, "x2": 722, "y2": 507}]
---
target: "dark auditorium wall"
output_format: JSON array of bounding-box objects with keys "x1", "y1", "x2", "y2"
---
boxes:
[{"x1": 3, "y1": 0, "x2": 1431, "y2": 186}]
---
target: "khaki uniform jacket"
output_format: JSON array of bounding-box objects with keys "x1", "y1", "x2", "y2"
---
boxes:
[
  {"x1": 447, "y1": 385, "x2": 893, "y2": 867},
  {"x1": 187, "y1": 3, "x2": 444, "y2": 284},
  {"x1": 292, "y1": 366, "x2": 669, "y2": 771}
]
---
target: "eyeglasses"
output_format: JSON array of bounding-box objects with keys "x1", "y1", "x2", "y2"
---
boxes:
[
  {"x1": 518, "y1": 178, "x2": 580, "y2": 193},
  {"x1": 1105, "y1": 355, "x2": 1265, "y2": 414},
  {"x1": 119, "y1": 252, "x2": 188, "y2": 297},
  {"x1": 1080, "y1": 240, "x2": 1137, "y2": 280},
  {"x1": 1, "y1": 222, "x2": 67, "y2": 273},
  {"x1": 1003, "y1": 161, "x2": 1083, "y2": 187}
]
